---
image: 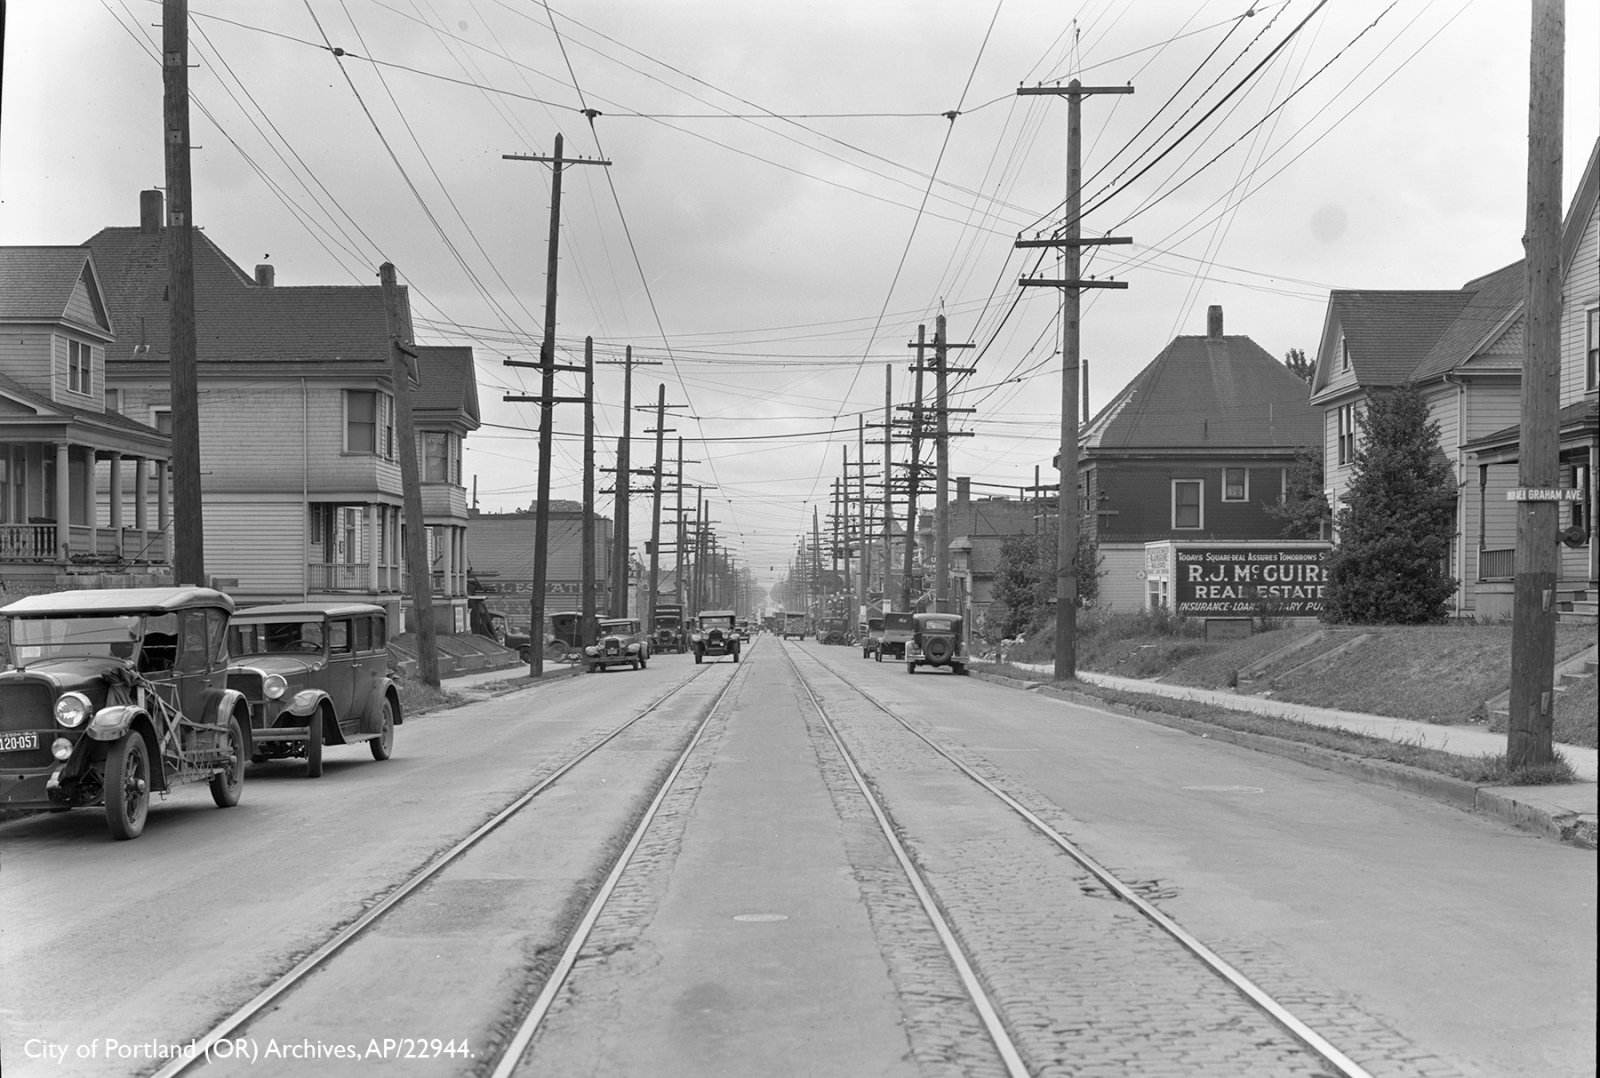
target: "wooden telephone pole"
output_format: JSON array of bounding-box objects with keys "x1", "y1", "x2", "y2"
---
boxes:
[
  {"x1": 380, "y1": 264, "x2": 439, "y2": 687},
  {"x1": 503, "y1": 134, "x2": 609, "y2": 677},
  {"x1": 163, "y1": 0, "x2": 204, "y2": 585},
  {"x1": 1508, "y1": 0, "x2": 1565, "y2": 768},
  {"x1": 600, "y1": 346, "x2": 662, "y2": 617},
  {"x1": 1018, "y1": 80, "x2": 1133, "y2": 680}
]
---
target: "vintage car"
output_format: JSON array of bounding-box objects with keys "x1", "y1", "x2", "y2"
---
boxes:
[
  {"x1": 690, "y1": 610, "x2": 741, "y2": 663},
  {"x1": 817, "y1": 617, "x2": 851, "y2": 646},
  {"x1": 652, "y1": 603, "x2": 686, "y2": 653},
  {"x1": 877, "y1": 611, "x2": 915, "y2": 662},
  {"x1": 861, "y1": 616, "x2": 886, "y2": 659},
  {"x1": 584, "y1": 617, "x2": 650, "y2": 672},
  {"x1": 781, "y1": 612, "x2": 809, "y2": 640},
  {"x1": 0, "y1": 587, "x2": 249, "y2": 840},
  {"x1": 905, "y1": 612, "x2": 969, "y2": 675},
  {"x1": 226, "y1": 602, "x2": 402, "y2": 777}
]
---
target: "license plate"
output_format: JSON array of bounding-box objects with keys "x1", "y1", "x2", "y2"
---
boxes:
[{"x1": 0, "y1": 731, "x2": 41, "y2": 753}]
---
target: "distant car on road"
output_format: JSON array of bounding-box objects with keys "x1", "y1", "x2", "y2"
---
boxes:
[
  {"x1": 906, "y1": 612, "x2": 969, "y2": 675},
  {"x1": 0, "y1": 587, "x2": 249, "y2": 840},
  {"x1": 227, "y1": 602, "x2": 402, "y2": 777},
  {"x1": 861, "y1": 616, "x2": 886, "y2": 658},
  {"x1": 877, "y1": 611, "x2": 914, "y2": 662},
  {"x1": 781, "y1": 612, "x2": 810, "y2": 640},
  {"x1": 691, "y1": 610, "x2": 742, "y2": 663},
  {"x1": 584, "y1": 617, "x2": 650, "y2": 672}
]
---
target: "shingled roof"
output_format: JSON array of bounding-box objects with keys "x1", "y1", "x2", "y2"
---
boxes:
[
  {"x1": 0, "y1": 246, "x2": 112, "y2": 336},
  {"x1": 83, "y1": 214, "x2": 406, "y2": 369},
  {"x1": 1323, "y1": 290, "x2": 1472, "y2": 388},
  {"x1": 414, "y1": 345, "x2": 481, "y2": 427},
  {"x1": 1082, "y1": 312, "x2": 1319, "y2": 453}
]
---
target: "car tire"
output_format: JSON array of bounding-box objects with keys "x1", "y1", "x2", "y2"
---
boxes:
[
  {"x1": 640, "y1": 655, "x2": 648, "y2": 669},
  {"x1": 953, "y1": 663, "x2": 967, "y2": 676},
  {"x1": 875, "y1": 650, "x2": 882, "y2": 663},
  {"x1": 104, "y1": 732, "x2": 151, "y2": 841},
  {"x1": 732, "y1": 649, "x2": 740, "y2": 663},
  {"x1": 209, "y1": 715, "x2": 245, "y2": 808},
  {"x1": 370, "y1": 698, "x2": 395, "y2": 761},
  {"x1": 694, "y1": 651, "x2": 703, "y2": 664},
  {"x1": 306, "y1": 709, "x2": 324, "y2": 778},
  {"x1": 906, "y1": 662, "x2": 916, "y2": 674}
]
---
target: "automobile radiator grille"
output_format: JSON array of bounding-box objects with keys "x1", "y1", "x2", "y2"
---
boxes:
[{"x1": 0, "y1": 682, "x2": 53, "y2": 732}]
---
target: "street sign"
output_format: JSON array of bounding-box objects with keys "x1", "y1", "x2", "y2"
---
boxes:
[{"x1": 1506, "y1": 487, "x2": 1583, "y2": 501}]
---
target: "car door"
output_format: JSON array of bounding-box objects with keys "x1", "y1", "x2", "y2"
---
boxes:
[
  {"x1": 325, "y1": 617, "x2": 358, "y2": 731},
  {"x1": 347, "y1": 615, "x2": 382, "y2": 734}
]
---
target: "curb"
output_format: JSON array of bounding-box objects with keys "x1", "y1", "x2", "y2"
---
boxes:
[{"x1": 970, "y1": 667, "x2": 1596, "y2": 849}]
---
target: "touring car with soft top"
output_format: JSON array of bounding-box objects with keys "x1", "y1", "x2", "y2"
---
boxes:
[
  {"x1": 0, "y1": 587, "x2": 249, "y2": 840},
  {"x1": 690, "y1": 610, "x2": 742, "y2": 663}
]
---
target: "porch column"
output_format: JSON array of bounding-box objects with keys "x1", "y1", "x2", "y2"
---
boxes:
[
  {"x1": 157, "y1": 462, "x2": 170, "y2": 537},
  {"x1": 134, "y1": 459, "x2": 149, "y2": 532},
  {"x1": 1591, "y1": 443, "x2": 1599, "y2": 586},
  {"x1": 79, "y1": 447, "x2": 95, "y2": 536},
  {"x1": 109, "y1": 452, "x2": 124, "y2": 534},
  {"x1": 367, "y1": 504, "x2": 380, "y2": 593},
  {"x1": 54, "y1": 442, "x2": 70, "y2": 559}
]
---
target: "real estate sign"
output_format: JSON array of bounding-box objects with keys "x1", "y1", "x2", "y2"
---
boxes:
[{"x1": 1145, "y1": 542, "x2": 1331, "y2": 617}]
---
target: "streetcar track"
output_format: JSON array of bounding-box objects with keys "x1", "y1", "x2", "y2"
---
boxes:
[
  {"x1": 775, "y1": 640, "x2": 1032, "y2": 1078},
  {"x1": 149, "y1": 661, "x2": 727, "y2": 1078},
  {"x1": 782, "y1": 640, "x2": 1377, "y2": 1078}
]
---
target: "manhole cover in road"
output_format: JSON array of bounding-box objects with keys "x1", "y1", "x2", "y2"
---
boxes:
[
  {"x1": 1181, "y1": 785, "x2": 1265, "y2": 793},
  {"x1": 732, "y1": 913, "x2": 789, "y2": 923}
]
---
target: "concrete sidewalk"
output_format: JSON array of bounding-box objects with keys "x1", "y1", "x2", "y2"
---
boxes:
[{"x1": 997, "y1": 661, "x2": 1597, "y2": 847}]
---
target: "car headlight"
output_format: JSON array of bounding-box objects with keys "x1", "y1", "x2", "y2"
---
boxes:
[
  {"x1": 54, "y1": 692, "x2": 93, "y2": 728},
  {"x1": 262, "y1": 674, "x2": 288, "y2": 700}
]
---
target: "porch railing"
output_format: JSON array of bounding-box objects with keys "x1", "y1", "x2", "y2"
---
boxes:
[
  {"x1": 1479, "y1": 547, "x2": 1515, "y2": 581},
  {"x1": 1, "y1": 524, "x2": 169, "y2": 566},
  {"x1": 307, "y1": 562, "x2": 404, "y2": 594},
  {"x1": 0, "y1": 524, "x2": 57, "y2": 562}
]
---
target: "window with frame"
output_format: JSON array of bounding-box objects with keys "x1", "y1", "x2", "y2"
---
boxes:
[
  {"x1": 1222, "y1": 467, "x2": 1248, "y2": 502},
  {"x1": 1339, "y1": 333, "x2": 1350, "y2": 372},
  {"x1": 68, "y1": 340, "x2": 91, "y2": 394},
  {"x1": 422, "y1": 431, "x2": 450, "y2": 482},
  {"x1": 1337, "y1": 404, "x2": 1357, "y2": 465},
  {"x1": 105, "y1": 387, "x2": 122, "y2": 414},
  {"x1": 1172, "y1": 480, "x2": 1203, "y2": 530},
  {"x1": 1587, "y1": 307, "x2": 1597, "y2": 392},
  {"x1": 346, "y1": 391, "x2": 395, "y2": 458}
]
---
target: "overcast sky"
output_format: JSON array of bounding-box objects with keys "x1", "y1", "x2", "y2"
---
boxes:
[{"x1": 2, "y1": 0, "x2": 1596, "y2": 592}]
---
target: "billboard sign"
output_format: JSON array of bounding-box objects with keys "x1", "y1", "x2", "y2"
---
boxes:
[{"x1": 1171, "y1": 546, "x2": 1329, "y2": 616}]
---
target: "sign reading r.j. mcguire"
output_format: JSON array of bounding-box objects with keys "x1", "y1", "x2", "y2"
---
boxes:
[{"x1": 1173, "y1": 548, "x2": 1328, "y2": 616}]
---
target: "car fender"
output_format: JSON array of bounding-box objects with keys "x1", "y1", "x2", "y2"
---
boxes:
[
  {"x1": 201, "y1": 687, "x2": 253, "y2": 756},
  {"x1": 86, "y1": 708, "x2": 167, "y2": 790},
  {"x1": 364, "y1": 679, "x2": 403, "y2": 730},
  {"x1": 280, "y1": 689, "x2": 331, "y2": 719}
]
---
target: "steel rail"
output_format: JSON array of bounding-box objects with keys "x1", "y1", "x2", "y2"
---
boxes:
[
  {"x1": 151, "y1": 663, "x2": 721, "y2": 1078},
  {"x1": 778, "y1": 641, "x2": 1033, "y2": 1078},
  {"x1": 489, "y1": 654, "x2": 753, "y2": 1077},
  {"x1": 790, "y1": 644, "x2": 1378, "y2": 1078}
]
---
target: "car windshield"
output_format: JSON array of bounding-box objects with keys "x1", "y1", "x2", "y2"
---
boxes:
[
  {"x1": 700, "y1": 616, "x2": 735, "y2": 629},
  {"x1": 8, "y1": 615, "x2": 142, "y2": 665},
  {"x1": 230, "y1": 620, "x2": 325, "y2": 656},
  {"x1": 599, "y1": 621, "x2": 633, "y2": 635}
]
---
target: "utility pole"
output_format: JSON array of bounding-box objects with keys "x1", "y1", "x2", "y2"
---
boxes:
[
  {"x1": 649, "y1": 384, "x2": 667, "y2": 631},
  {"x1": 503, "y1": 134, "x2": 609, "y2": 677},
  {"x1": 1508, "y1": 0, "x2": 1564, "y2": 769},
  {"x1": 674, "y1": 437, "x2": 685, "y2": 607},
  {"x1": 857, "y1": 415, "x2": 869, "y2": 623},
  {"x1": 581, "y1": 337, "x2": 596, "y2": 647},
  {"x1": 380, "y1": 264, "x2": 439, "y2": 687},
  {"x1": 163, "y1": 0, "x2": 203, "y2": 586},
  {"x1": 1018, "y1": 79, "x2": 1133, "y2": 680},
  {"x1": 599, "y1": 346, "x2": 661, "y2": 617},
  {"x1": 883, "y1": 365, "x2": 894, "y2": 606},
  {"x1": 812, "y1": 508, "x2": 823, "y2": 624},
  {"x1": 902, "y1": 326, "x2": 928, "y2": 611},
  {"x1": 931, "y1": 314, "x2": 975, "y2": 613}
]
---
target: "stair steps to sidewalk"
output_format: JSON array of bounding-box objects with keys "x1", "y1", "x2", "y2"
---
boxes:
[{"x1": 1484, "y1": 646, "x2": 1599, "y2": 726}]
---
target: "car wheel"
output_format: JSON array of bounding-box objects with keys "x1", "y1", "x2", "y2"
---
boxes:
[
  {"x1": 209, "y1": 715, "x2": 245, "y2": 808},
  {"x1": 953, "y1": 663, "x2": 967, "y2": 676},
  {"x1": 104, "y1": 732, "x2": 151, "y2": 841},
  {"x1": 306, "y1": 709, "x2": 324, "y2": 778},
  {"x1": 694, "y1": 651, "x2": 703, "y2": 664},
  {"x1": 640, "y1": 655, "x2": 648, "y2": 669},
  {"x1": 875, "y1": 649, "x2": 883, "y2": 663},
  {"x1": 370, "y1": 698, "x2": 395, "y2": 761},
  {"x1": 732, "y1": 649, "x2": 740, "y2": 663},
  {"x1": 906, "y1": 662, "x2": 916, "y2": 674}
]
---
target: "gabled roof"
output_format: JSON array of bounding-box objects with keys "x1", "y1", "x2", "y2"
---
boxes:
[
  {"x1": 1409, "y1": 259, "x2": 1526, "y2": 380},
  {"x1": 0, "y1": 246, "x2": 113, "y2": 336},
  {"x1": 1083, "y1": 330, "x2": 1319, "y2": 452},
  {"x1": 83, "y1": 225, "x2": 406, "y2": 370},
  {"x1": 414, "y1": 345, "x2": 482, "y2": 428},
  {"x1": 1322, "y1": 290, "x2": 1470, "y2": 388},
  {"x1": 0, "y1": 369, "x2": 170, "y2": 448}
]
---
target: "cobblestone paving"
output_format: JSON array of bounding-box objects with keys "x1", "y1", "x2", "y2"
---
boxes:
[{"x1": 797, "y1": 654, "x2": 1471, "y2": 1078}]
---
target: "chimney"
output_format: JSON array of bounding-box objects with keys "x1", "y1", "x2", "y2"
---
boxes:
[
  {"x1": 140, "y1": 190, "x2": 164, "y2": 233},
  {"x1": 255, "y1": 264, "x2": 275, "y2": 287},
  {"x1": 956, "y1": 477, "x2": 970, "y2": 504},
  {"x1": 1207, "y1": 304, "x2": 1224, "y2": 339}
]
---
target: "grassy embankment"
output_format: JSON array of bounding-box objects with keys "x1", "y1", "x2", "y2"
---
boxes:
[{"x1": 992, "y1": 612, "x2": 1596, "y2": 785}]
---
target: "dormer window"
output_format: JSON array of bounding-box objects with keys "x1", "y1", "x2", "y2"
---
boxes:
[
  {"x1": 1340, "y1": 333, "x2": 1350, "y2": 372},
  {"x1": 69, "y1": 340, "x2": 92, "y2": 394}
]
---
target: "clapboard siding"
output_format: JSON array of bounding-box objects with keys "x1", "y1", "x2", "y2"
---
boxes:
[
  {"x1": 202, "y1": 495, "x2": 307, "y2": 594},
  {"x1": 0, "y1": 330, "x2": 53, "y2": 392},
  {"x1": 1561, "y1": 199, "x2": 1597, "y2": 403}
]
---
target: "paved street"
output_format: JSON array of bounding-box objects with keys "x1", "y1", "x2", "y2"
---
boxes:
[{"x1": 2, "y1": 636, "x2": 1593, "y2": 1078}]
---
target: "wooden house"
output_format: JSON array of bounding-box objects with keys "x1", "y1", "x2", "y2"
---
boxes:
[{"x1": 0, "y1": 246, "x2": 171, "y2": 592}]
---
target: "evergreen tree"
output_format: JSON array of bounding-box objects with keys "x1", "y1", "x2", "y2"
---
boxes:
[
  {"x1": 1266, "y1": 445, "x2": 1331, "y2": 539},
  {"x1": 990, "y1": 520, "x2": 1099, "y2": 638},
  {"x1": 1284, "y1": 347, "x2": 1314, "y2": 382},
  {"x1": 1324, "y1": 384, "x2": 1458, "y2": 623}
]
